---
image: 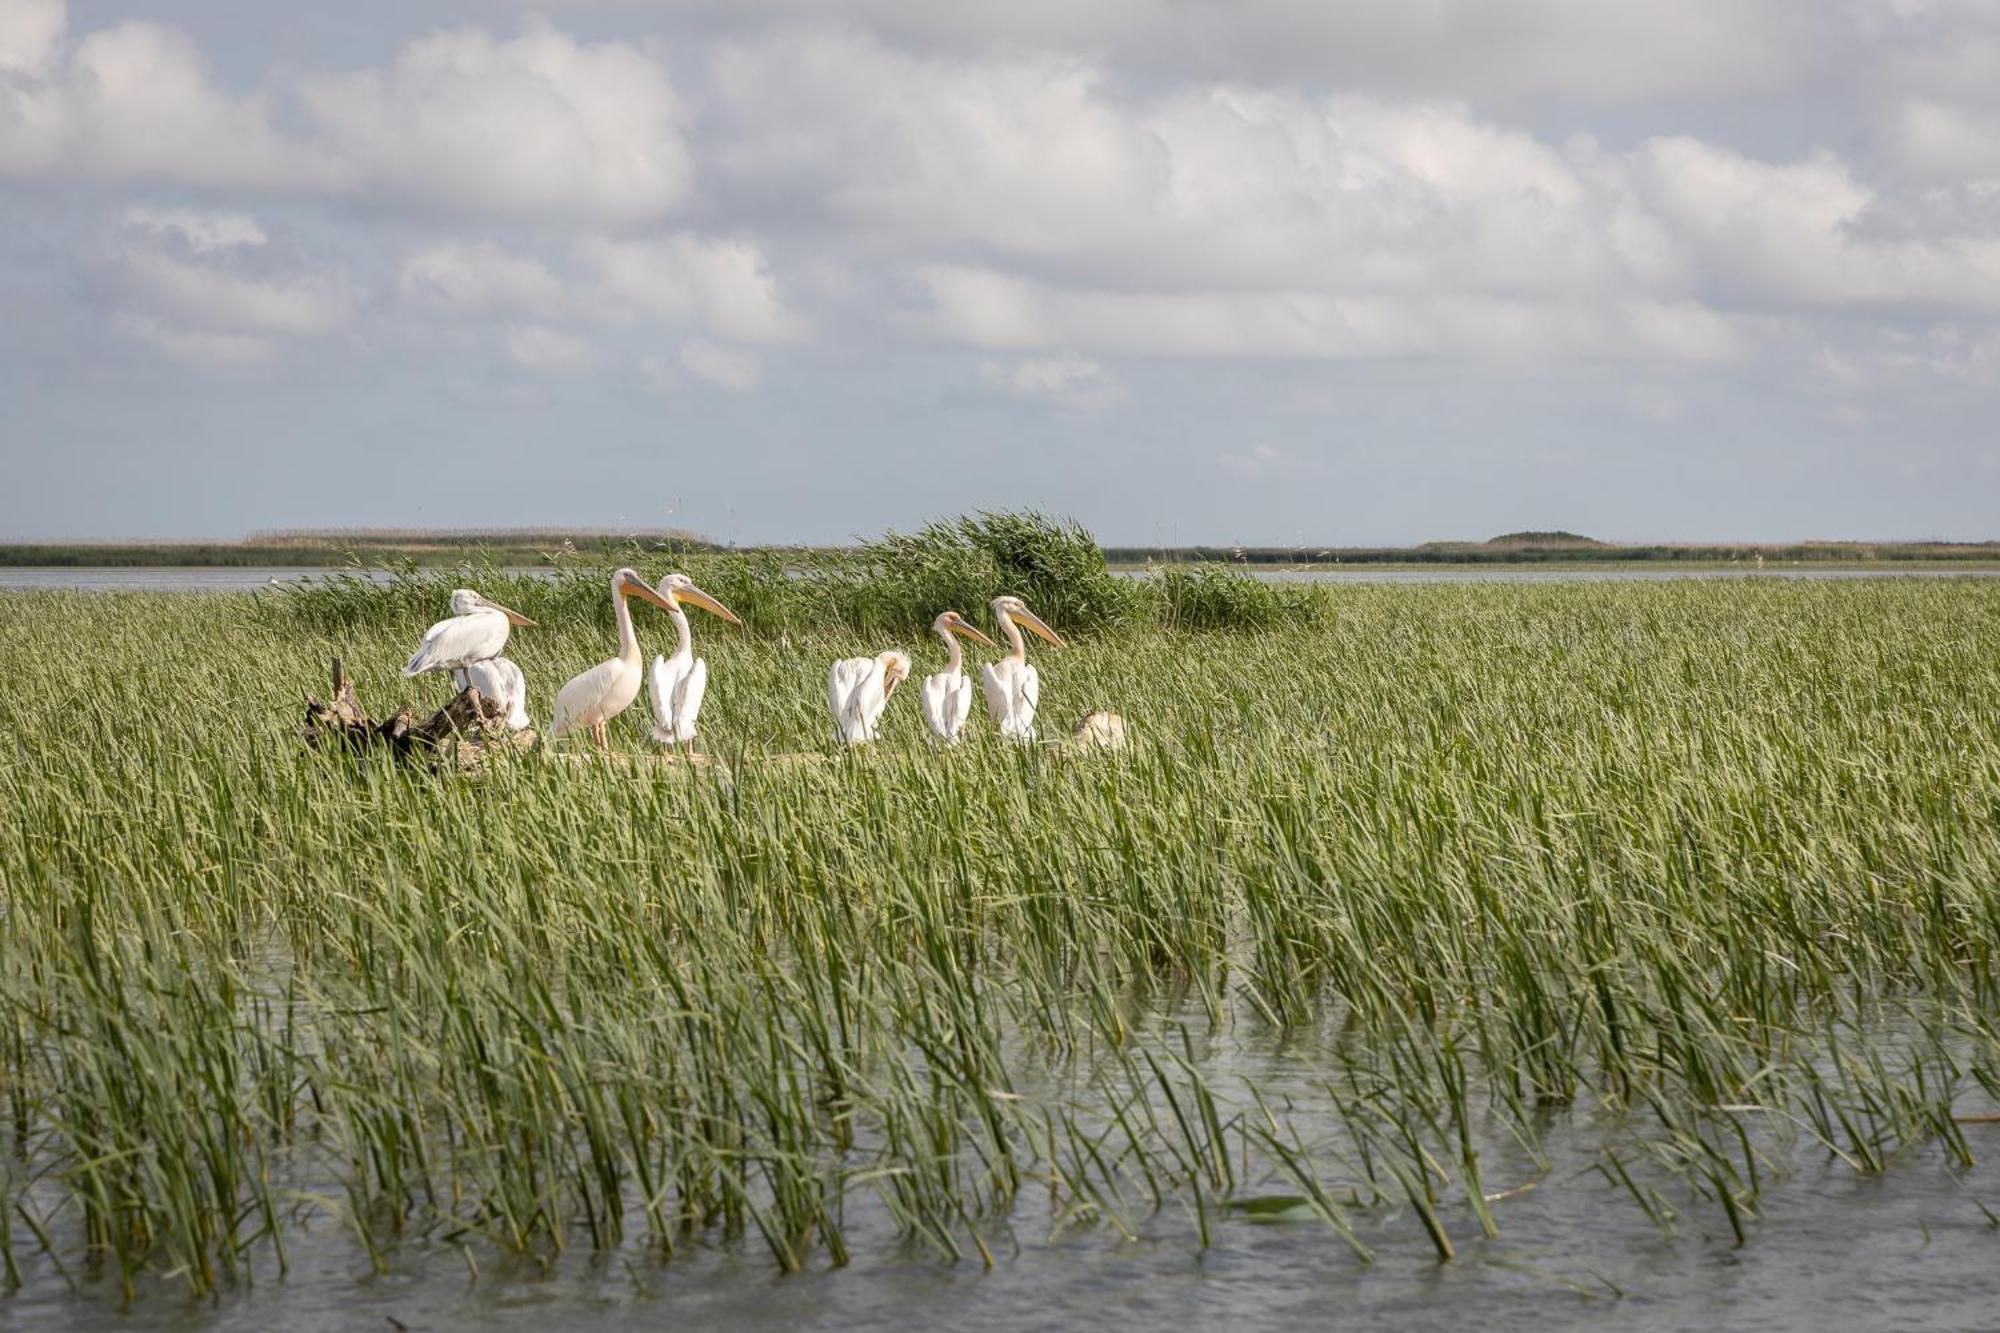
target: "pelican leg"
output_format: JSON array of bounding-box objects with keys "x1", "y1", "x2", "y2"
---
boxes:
[{"x1": 591, "y1": 720, "x2": 608, "y2": 751}]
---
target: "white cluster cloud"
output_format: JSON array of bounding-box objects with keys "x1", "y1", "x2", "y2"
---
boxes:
[
  {"x1": 298, "y1": 23, "x2": 691, "y2": 222},
  {"x1": 6, "y1": 0, "x2": 2000, "y2": 392},
  {"x1": 1, "y1": 8, "x2": 690, "y2": 221},
  {"x1": 104, "y1": 207, "x2": 354, "y2": 367}
]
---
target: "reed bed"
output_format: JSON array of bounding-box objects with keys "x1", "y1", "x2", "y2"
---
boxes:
[{"x1": 2, "y1": 573, "x2": 1999, "y2": 1301}]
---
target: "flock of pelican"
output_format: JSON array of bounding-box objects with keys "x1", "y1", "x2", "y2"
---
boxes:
[{"x1": 400, "y1": 569, "x2": 1068, "y2": 751}]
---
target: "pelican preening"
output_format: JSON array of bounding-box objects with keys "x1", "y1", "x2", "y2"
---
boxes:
[
  {"x1": 829, "y1": 651, "x2": 911, "y2": 745},
  {"x1": 403, "y1": 589, "x2": 535, "y2": 677},
  {"x1": 647, "y1": 573, "x2": 742, "y2": 752},
  {"x1": 549, "y1": 568, "x2": 679, "y2": 749},
  {"x1": 982, "y1": 595, "x2": 1065, "y2": 741},
  {"x1": 919, "y1": 611, "x2": 999, "y2": 743},
  {"x1": 454, "y1": 658, "x2": 530, "y2": 730}
]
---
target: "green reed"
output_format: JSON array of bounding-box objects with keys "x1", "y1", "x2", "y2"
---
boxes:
[{"x1": 2, "y1": 575, "x2": 1999, "y2": 1299}]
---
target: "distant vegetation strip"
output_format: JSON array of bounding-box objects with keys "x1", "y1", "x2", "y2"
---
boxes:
[{"x1": 6, "y1": 528, "x2": 1998, "y2": 568}]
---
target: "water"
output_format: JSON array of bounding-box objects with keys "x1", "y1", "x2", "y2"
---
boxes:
[
  {"x1": 3, "y1": 564, "x2": 1999, "y2": 592},
  {"x1": 8, "y1": 1149, "x2": 1993, "y2": 1331}
]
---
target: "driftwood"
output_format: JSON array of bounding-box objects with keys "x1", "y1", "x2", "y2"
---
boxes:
[{"x1": 303, "y1": 656, "x2": 534, "y2": 764}]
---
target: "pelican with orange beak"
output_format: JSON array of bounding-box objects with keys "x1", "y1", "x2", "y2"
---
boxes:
[
  {"x1": 549, "y1": 568, "x2": 680, "y2": 748},
  {"x1": 647, "y1": 572, "x2": 743, "y2": 753},
  {"x1": 919, "y1": 610, "x2": 999, "y2": 744},
  {"x1": 981, "y1": 595, "x2": 1064, "y2": 740},
  {"x1": 402, "y1": 588, "x2": 536, "y2": 678}
]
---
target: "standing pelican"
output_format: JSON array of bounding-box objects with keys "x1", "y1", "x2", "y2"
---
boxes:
[
  {"x1": 982, "y1": 595, "x2": 1065, "y2": 740},
  {"x1": 828, "y1": 651, "x2": 911, "y2": 745},
  {"x1": 919, "y1": 611, "x2": 999, "y2": 744},
  {"x1": 647, "y1": 573, "x2": 742, "y2": 752},
  {"x1": 453, "y1": 658, "x2": 530, "y2": 730},
  {"x1": 403, "y1": 589, "x2": 535, "y2": 677},
  {"x1": 549, "y1": 568, "x2": 678, "y2": 748}
]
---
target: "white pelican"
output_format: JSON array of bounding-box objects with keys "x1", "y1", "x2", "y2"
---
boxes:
[
  {"x1": 646, "y1": 573, "x2": 742, "y2": 752},
  {"x1": 918, "y1": 611, "x2": 999, "y2": 744},
  {"x1": 403, "y1": 589, "x2": 535, "y2": 677},
  {"x1": 549, "y1": 568, "x2": 679, "y2": 748},
  {"x1": 453, "y1": 658, "x2": 530, "y2": 730},
  {"x1": 828, "y1": 651, "x2": 910, "y2": 745},
  {"x1": 982, "y1": 595, "x2": 1065, "y2": 741}
]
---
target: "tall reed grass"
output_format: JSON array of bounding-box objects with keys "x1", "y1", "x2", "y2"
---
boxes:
[{"x1": 2, "y1": 571, "x2": 1998, "y2": 1300}]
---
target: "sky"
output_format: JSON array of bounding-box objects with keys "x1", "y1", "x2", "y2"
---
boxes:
[{"x1": 3, "y1": 0, "x2": 1999, "y2": 545}]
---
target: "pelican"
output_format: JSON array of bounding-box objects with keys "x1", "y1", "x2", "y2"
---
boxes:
[
  {"x1": 828, "y1": 651, "x2": 910, "y2": 745},
  {"x1": 549, "y1": 568, "x2": 678, "y2": 748},
  {"x1": 918, "y1": 611, "x2": 999, "y2": 744},
  {"x1": 982, "y1": 595, "x2": 1064, "y2": 740},
  {"x1": 646, "y1": 573, "x2": 742, "y2": 752},
  {"x1": 453, "y1": 658, "x2": 530, "y2": 730},
  {"x1": 403, "y1": 589, "x2": 535, "y2": 677}
]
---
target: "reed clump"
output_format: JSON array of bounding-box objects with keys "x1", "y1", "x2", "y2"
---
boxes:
[{"x1": 2, "y1": 576, "x2": 1999, "y2": 1300}]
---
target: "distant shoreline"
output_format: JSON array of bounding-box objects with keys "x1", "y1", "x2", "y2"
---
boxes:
[{"x1": 4, "y1": 536, "x2": 1999, "y2": 569}]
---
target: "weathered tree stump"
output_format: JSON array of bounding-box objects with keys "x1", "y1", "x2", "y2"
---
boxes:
[{"x1": 304, "y1": 656, "x2": 532, "y2": 766}]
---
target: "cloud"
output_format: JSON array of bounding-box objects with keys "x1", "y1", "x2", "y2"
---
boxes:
[
  {"x1": 3, "y1": 7, "x2": 691, "y2": 223},
  {"x1": 0, "y1": 0, "x2": 64, "y2": 76},
  {"x1": 506, "y1": 323, "x2": 594, "y2": 373},
  {"x1": 101, "y1": 209, "x2": 355, "y2": 367},
  {"x1": 113, "y1": 313, "x2": 277, "y2": 368},
  {"x1": 0, "y1": 17, "x2": 307, "y2": 186},
  {"x1": 980, "y1": 354, "x2": 1124, "y2": 409},
  {"x1": 678, "y1": 337, "x2": 762, "y2": 390},
  {"x1": 298, "y1": 21, "x2": 691, "y2": 222},
  {"x1": 577, "y1": 234, "x2": 808, "y2": 344},
  {"x1": 399, "y1": 241, "x2": 567, "y2": 318},
  {"x1": 687, "y1": 0, "x2": 1818, "y2": 104},
  {"x1": 123, "y1": 205, "x2": 266, "y2": 252}
]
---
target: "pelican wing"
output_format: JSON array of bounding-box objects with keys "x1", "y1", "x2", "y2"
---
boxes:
[
  {"x1": 920, "y1": 672, "x2": 952, "y2": 740},
  {"x1": 673, "y1": 659, "x2": 708, "y2": 743},
  {"x1": 946, "y1": 674, "x2": 974, "y2": 737},
  {"x1": 551, "y1": 657, "x2": 632, "y2": 739},
  {"x1": 829, "y1": 657, "x2": 873, "y2": 742},
  {"x1": 923, "y1": 671, "x2": 974, "y2": 741},
  {"x1": 463, "y1": 657, "x2": 529, "y2": 729},
  {"x1": 983, "y1": 660, "x2": 1040, "y2": 739},
  {"x1": 404, "y1": 608, "x2": 509, "y2": 676},
  {"x1": 851, "y1": 659, "x2": 892, "y2": 740},
  {"x1": 649, "y1": 653, "x2": 687, "y2": 740}
]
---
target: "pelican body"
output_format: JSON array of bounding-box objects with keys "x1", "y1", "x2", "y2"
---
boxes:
[
  {"x1": 549, "y1": 568, "x2": 678, "y2": 748},
  {"x1": 454, "y1": 658, "x2": 530, "y2": 730},
  {"x1": 403, "y1": 588, "x2": 535, "y2": 677},
  {"x1": 981, "y1": 595, "x2": 1065, "y2": 740},
  {"x1": 829, "y1": 651, "x2": 911, "y2": 744},
  {"x1": 919, "y1": 611, "x2": 999, "y2": 743},
  {"x1": 647, "y1": 573, "x2": 742, "y2": 752}
]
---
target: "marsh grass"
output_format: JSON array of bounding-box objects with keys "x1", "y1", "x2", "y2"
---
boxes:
[{"x1": 2, "y1": 575, "x2": 2000, "y2": 1300}]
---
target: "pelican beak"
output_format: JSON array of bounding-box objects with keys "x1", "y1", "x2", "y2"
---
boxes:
[
  {"x1": 627, "y1": 580, "x2": 678, "y2": 613},
  {"x1": 677, "y1": 585, "x2": 743, "y2": 625},
  {"x1": 950, "y1": 619, "x2": 1000, "y2": 649},
  {"x1": 1013, "y1": 606, "x2": 1066, "y2": 648},
  {"x1": 485, "y1": 599, "x2": 537, "y2": 626}
]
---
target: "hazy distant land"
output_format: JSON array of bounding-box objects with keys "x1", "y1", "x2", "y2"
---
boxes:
[{"x1": 3, "y1": 527, "x2": 1997, "y2": 568}]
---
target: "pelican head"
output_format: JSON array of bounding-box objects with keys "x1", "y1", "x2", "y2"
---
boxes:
[
  {"x1": 880, "y1": 650, "x2": 912, "y2": 696},
  {"x1": 991, "y1": 595, "x2": 1065, "y2": 648},
  {"x1": 932, "y1": 609, "x2": 999, "y2": 648},
  {"x1": 656, "y1": 572, "x2": 743, "y2": 625},
  {"x1": 613, "y1": 566, "x2": 677, "y2": 612},
  {"x1": 451, "y1": 587, "x2": 537, "y2": 626}
]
